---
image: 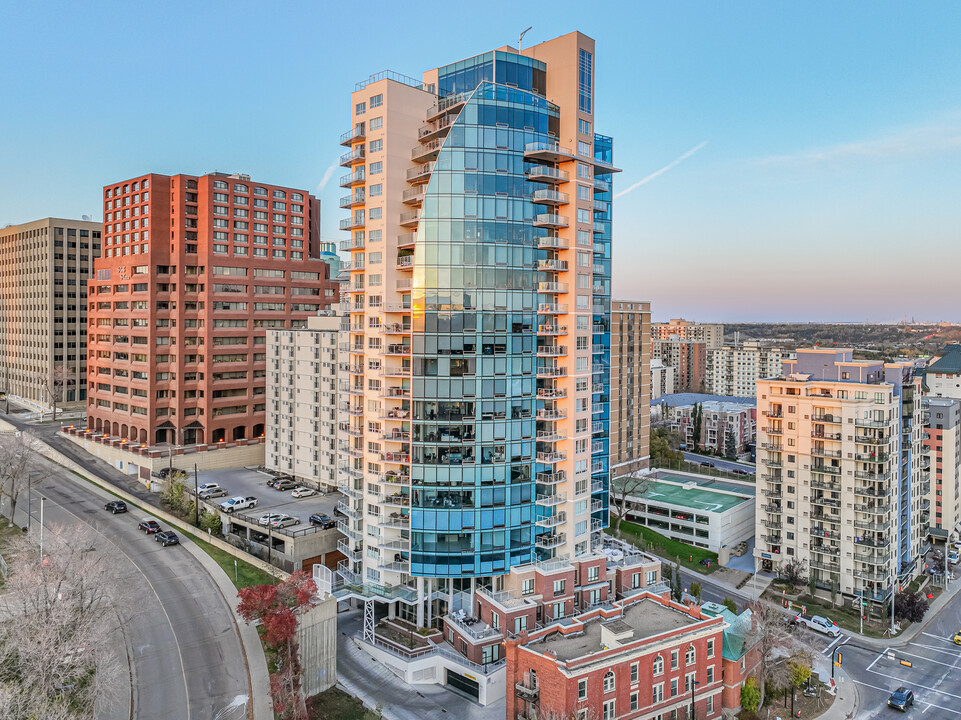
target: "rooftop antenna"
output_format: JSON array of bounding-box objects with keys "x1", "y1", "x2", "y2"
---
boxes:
[{"x1": 518, "y1": 26, "x2": 533, "y2": 51}]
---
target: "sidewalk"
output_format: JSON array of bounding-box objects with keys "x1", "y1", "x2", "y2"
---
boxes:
[{"x1": 813, "y1": 659, "x2": 859, "y2": 720}]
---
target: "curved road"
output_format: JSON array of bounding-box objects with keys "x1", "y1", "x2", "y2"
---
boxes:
[{"x1": 20, "y1": 454, "x2": 251, "y2": 720}]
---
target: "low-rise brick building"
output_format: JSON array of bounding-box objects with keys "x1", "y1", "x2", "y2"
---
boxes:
[{"x1": 506, "y1": 591, "x2": 758, "y2": 720}]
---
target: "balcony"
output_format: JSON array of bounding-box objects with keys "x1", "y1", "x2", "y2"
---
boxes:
[
  {"x1": 811, "y1": 496, "x2": 841, "y2": 508},
  {"x1": 811, "y1": 448, "x2": 842, "y2": 459},
  {"x1": 763, "y1": 504, "x2": 782, "y2": 514},
  {"x1": 339, "y1": 191, "x2": 366, "y2": 209},
  {"x1": 396, "y1": 232, "x2": 416, "y2": 249},
  {"x1": 536, "y1": 366, "x2": 567, "y2": 378},
  {"x1": 536, "y1": 493, "x2": 567, "y2": 507},
  {"x1": 537, "y1": 259, "x2": 569, "y2": 272},
  {"x1": 340, "y1": 216, "x2": 365, "y2": 231},
  {"x1": 809, "y1": 526, "x2": 840, "y2": 540},
  {"x1": 384, "y1": 344, "x2": 411, "y2": 355},
  {"x1": 760, "y1": 442, "x2": 783, "y2": 451},
  {"x1": 537, "y1": 451, "x2": 567, "y2": 464},
  {"x1": 763, "y1": 519, "x2": 782, "y2": 529},
  {"x1": 592, "y1": 221, "x2": 607, "y2": 234},
  {"x1": 536, "y1": 345, "x2": 567, "y2": 358},
  {"x1": 338, "y1": 540, "x2": 363, "y2": 562},
  {"x1": 531, "y1": 189, "x2": 570, "y2": 206},
  {"x1": 594, "y1": 177, "x2": 610, "y2": 192},
  {"x1": 813, "y1": 431, "x2": 843, "y2": 441},
  {"x1": 855, "y1": 434, "x2": 888, "y2": 445},
  {"x1": 402, "y1": 187, "x2": 425, "y2": 206},
  {"x1": 813, "y1": 414, "x2": 843, "y2": 425},
  {"x1": 525, "y1": 142, "x2": 576, "y2": 163},
  {"x1": 537, "y1": 235, "x2": 568, "y2": 250},
  {"x1": 515, "y1": 682, "x2": 539, "y2": 702},
  {"x1": 855, "y1": 417, "x2": 891, "y2": 429},
  {"x1": 426, "y1": 90, "x2": 469, "y2": 121},
  {"x1": 336, "y1": 501, "x2": 361, "y2": 521},
  {"x1": 764, "y1": 426, "x2": 784, "y2": 435},
  {"x1": 396, "y1": 255, "x2": 414, "y2": 270},
  {"x1": 340, "y1": 169, "x2": 365, "y2": 188},
  {"x1": 855, "y1": 452, "x2": 889, "y2": 463},
  {"x1": 339, "y1": 146, "x2": 365, "y2": 166},
  {"x1": 762, "y1": 458, "x2": 783, "y2": 468},
  {"x1": 854, "y1": 502, "x2": 891, "y2": 515},
  {"x1": 763, "y1": 410, "x2": 783, "y2": 418},
  {"x1": 537, "y1": 324, "x2": 567, "y2": 335},
  {"x1": 811, "y1": 465, "x2": 841, "y2": 476},
  {"x1": 810, "y1": 479, "x2": 841, "y2": 492},
  {"x1": 406, "y1": 162, "x2": 435, "y2": 183},
  {"x1": 536, "y1": 409, "x2": 567, "y2": 422},
  {"x1": 536, "y1": 388, "x2": 567, "y2": 400},
  {"x1": 759, "y1": 474, "x2": 782, "y2": 483},
  {"x1": 533, "y1": 214, "x2": 569, "y2": 229},
  {"x1": 527, "y1": 166, "x2": 569, "y2": 184},
  {"x1": 810, "y1": 544, "x2": 840, "y2": 556},
  {"x1": 412, "y1": 138, "x2": 443, "y2": 163},
  {"x1": 535, "y1": 532, "x2": 566, "y2": 549},
  {"x1": 854, "y1": 570, "x2": 889, "y2": 583},
  {"x1": 536, "y1": 512, "x2": 567, "y2": 528},
  {"x1": 809, "y1": 560, "x2": 841, "y2": 573},
  {"x1": 761, "y1": 488, "x2": 782, "y2": 499},
  {"x1": 538, "y1": 281, "x2": 569, "y2": 294},
  {"x1": 854, "y1": 551, "x2": 889, "y2": 565},
  {"x1": 538, "y1": 302, "x2": 568, "y2": 314},
  {"x1": 418, "y1": 114, "x2": 456, "y2": 142},
  {"x1": 760, "y1": 534, "x2": 782, "y2": 544},
  {"x1": 399, "y1": 211, "x2": 420, "y2": 227},
  {"x1": 340, "y1": 124, "x2": 366, "y2": 146},
  {"x1": 855, "y1": 519, "x2": 891, "y2": 533},
  {"x1": 855, "y1": 470, "x2": 891, "y2": 482},
  {"x1": 536, "y1": 429, "x2": 563, "y2": 442},
  {"x1": 537, "y1": 471, "x2": 565, "y2": 485}
]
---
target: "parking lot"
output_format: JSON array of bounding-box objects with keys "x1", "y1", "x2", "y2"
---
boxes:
[{"x1": 191, "y1": 466, "x2": 344, "y2": 529}]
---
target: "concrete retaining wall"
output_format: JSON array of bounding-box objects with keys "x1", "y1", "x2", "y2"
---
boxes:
[{"x1": 298, "y1": 595, "x2": 338, "y2": 696}]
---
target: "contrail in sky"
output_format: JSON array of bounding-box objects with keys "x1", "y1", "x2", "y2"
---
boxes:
[
  {"x1": 613, "y1": 141, "x2": 708, "y2": 199},
  {"x1": 315, "y1": 159, "x2": 338, "y2": 192}
]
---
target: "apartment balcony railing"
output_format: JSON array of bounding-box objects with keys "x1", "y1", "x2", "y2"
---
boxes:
[
  {"x1": 406, "y1": 161, "x2": 435, "y2": 183},
  {"x1": 855, "y1": 519, "x2": 891, "y2": 533},
  {"x1": 340, "y1": 124, "x2": 366, "y2": 146},
  {"x1": 763, "y1": 426, "x2": 784, "y2": 435},
  {"x1": 592, "y1": 221, "x2": 607, "y2": 234},
  {"x1": 536, "y1": 451, "x2": 567, "y2": 464},
  {"x1": 524, "y1": 141, "x2": 576, "y2": 163},
  {"x1": 536, "y1": 430, "x2": 563, "y2": 442},
  {"x1": 855, "y1": 434, "x2": 889, "y2": 445},
  {"x1": 763, "y1": 410, "x2": 783, "y2": 418},
  {"x1": 538, "y1": 282, "x2": 569, "y2": 293},
  {"x1": 536, "y1": 345, "x2": 567, "y2": 357},
  {"x1": 340, "y1": 216, "x2": 365, "y2": 231},
  {"x1": 537, "y1": 259, "x2": 569, "y2": 272},
  {"x1": 338, "y1": 540, "x2": 363, "y2": 562},
  {"x1": 384, "y1": 344, "x2": 411, "y2": 355},
  {"x1": 536, "y1": 512, "x2": 567, "y2": 528},
  {"x1": 855, "y1": 470, "x2": 891, "y2": 482},
  {"x1": 399, "y1": 211, "x2": 420, "y2": 227},
  {"x1": 426, "y1": 90, "x2": 470, "y2": 121},
  {"x1": 810, "y1": 479, "x2": 841, "y2": 492},
  {"x1": 536, "y1": 366, "x2": 567, "y2": 378},
  {"x1": 853, "y1": 535, "x2": 890, "y2": 548},
  {"x1": 762, "y1": 504, "x2": 782, "y2": 514},
  {"x1": 809, "y1": 560, "x2": 841, "y2": 573},
  {"x1": 813, "y1": 431, "x2": 843, "y2": 441},
  {"x1": 763, "y1": 519, "x2": 782, "y2": 529},
  {"x1": 855, "y1": 453, "x2": 890, "y2": 463},
  {"x1": 339, "y1": 192, "x2": 366, "y2": 210},
  {"x1": 811, "y1": 465, "x2": 841, "y2": 476},
  {"x1": 418, "y1": 114, "x2": 456, "y2": 141},
  {"x1": 536, "y1": 388, "x2": 567, "y2": 400},
  {"x1": 533, "y1": 214, "x2": 569, "y2": 229},
  {"x1": 854, "y1": 502, "x2": 891, "y2": 515},
  {"x1": 762, "y1": 458, "x2": 783, "y2": 468},
  {"x1": 813, "y1": 414, "x2": 843, "y2": 424},
  {"x1": 811, "y1": 448, "x2": 842, "y2": 459},
  {"x1": 811, "y1": 496, "x2": 841, "y2": 508},
  {"x1": 340, "y1": 169, "x2": 366, "y2": 188},
  {"x1": 396, "y1": 255, "x2": 415, "y2": 269},
  {"x1": 810, "y1": 526, "x2": 840, "y2": 540},
  {"x1": 412, "y1": 138, "x2": 443, "y2": 162},
  {"x1": 537, "y1": 324, "x2": 567, "y2": 335},
  {"x1": 759, "y1": 474, "x2": 782, "y2": 484},
  {"x1": 527, "y1": 165, "x2": 570, "y2": 184},
  {"x1": 810, "y1": 544, "x2": 840, "y2": 556},
  {"x1": 760, "y1": 442, "x2": 783, "y2": 451},
  {"x1": 854, "y1": 570, "x2": 889, "y2": 583},
  {"x1": 760, "y1": 534, "x2": 782, "y2": 544},
  {"x1": 339, "y1": 146, "x2": 365, "y2": 166},
  {"x1": 761, "y1": 489, "x2": 782, "y2": 498},
  {"x1": 538, "y1": 302, "x2": 568, "y2": 314},
  {"x1": 402, "y1": 187, "x2": 425, "y2": 206},
  {"x1": 537, "y1": 235, "x2": 568, "y2": 249},
  {"x1": 531, "y1": 189, "x2": 570, "y2": 206},
  {"x1": 855, "y1": 417, "x2": 892, "y2": 429},
  {"x1": 537, "y1": 471, "x2": 565, "y2": 485},
  {"x1": 536, "y1": 409, "x2": 567, "y2": 421},
  {"x1": 854, "y1": 551, "x2": 889, "y2": 566},
  {"x1": 536, "y1": 493, "x2": 566, "y2": 507},
  {"x1": 535, "y1": 532, "x2": 566, "y2": 549}
]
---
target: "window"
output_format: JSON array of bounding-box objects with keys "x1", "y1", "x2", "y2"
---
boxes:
[
  {"x1": 670, "y1": 678, "x2": 678, "y2": 697},
  {"x1": 553, "y1": 579, "x2": 566, "y2": 596},
  {"x1": 707, "y1": 666, "x2": 714, "y2": 683},
  {"x1": 355, "y1": 101, "x2": 366, "y2": 115},
  {"x1": 370, "y1": 93, "x2": 383, "y2": 108},
  {"x1": 671, "y1": 649, "x2": 679, "y2": 670},
  {"x1": 707, "y1": 639, "x2": 715, "y2": 658},
  {"x1": 578, "y1": 49, "x2": 592, "y2": 113},
  {"x1": 603, "y1": 671, "x2": 614, "y2": 692},
  {"x1": 686, "y1": 645, "x2": 695, "y2": 665},
  {"x1": 630, "y1": 662, "x2": 638, "y2": 684},
  {"x1": 630, "y1": 692, "x2": 638, "y2": 712},
  {"x1": 602, "y1": 700, "x2": 615, "y2": 720},
  {"x1": 522, "y1": 578, "x2": 534, "y2": 595},
  {"x1": 587, "y1": 565, "x2": 599, "y2": 582},
  {"x1": 685, "y1": 672, "x2": 695, "y2": 692},
  {"x1": 369, "y1": 139, "x2": 383, "y2": 153},
  {"x1": 653, "y1": 654, "x2": 663, "y2": 675},
  {"x1": 652, "y1": 683, "x2": 663, "y2": 703},
  {"x1": 369, "y1": 161, "x2": 383, "y2": 175},
  {"x1": 370, "y1": 116, "x2": 383, "y2": 130},
  {"x1": 578, "y1": 678, "x2": 587, "y2": 701}
]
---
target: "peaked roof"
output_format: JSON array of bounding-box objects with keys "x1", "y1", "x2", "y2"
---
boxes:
[
  {"x1": 700, "y1": 601, "x2": 754, "y2": 661},
  {"x1": 929, "y1": 344, "x2": 961, "y2": 375}
]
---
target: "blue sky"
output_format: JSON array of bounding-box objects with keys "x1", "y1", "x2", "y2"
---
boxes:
[{"x1": 2, "y1": 1, "x2": 959, "y2": 322}]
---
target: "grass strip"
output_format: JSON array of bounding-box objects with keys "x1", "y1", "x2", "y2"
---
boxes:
[{"x1": 610, "y1": 520, "x2": 719, "y2": 574}]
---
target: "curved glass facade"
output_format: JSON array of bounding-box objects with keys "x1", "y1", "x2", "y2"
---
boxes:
[{"x1": 409, "y1": 80, "x2": 562, "y2": 577}]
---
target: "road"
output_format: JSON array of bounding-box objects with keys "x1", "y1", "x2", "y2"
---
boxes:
[
  {"x1": 682, "y1": 451, "x2": 755, "y2": 475},
  {"x1": 14, "y1": 452, "x2": 251, "y2": 720}
]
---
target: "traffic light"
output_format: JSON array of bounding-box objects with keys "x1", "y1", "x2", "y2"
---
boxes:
[{"x1": 835, "y1": 652, "x2": 842, "y2": 667}]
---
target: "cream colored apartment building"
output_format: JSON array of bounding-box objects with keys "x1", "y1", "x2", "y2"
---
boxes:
[
  {"x1": 653, "y1": 318, "x2": 724, "y2": 349},
  {"x1": 706, "y1": 342, "x2": 785, "y2": 398},
  {"x1": 755, "y1": 348, "x2": 926, "y2": 611},
  {"x1": 0, "y1": 217, "x2": 101, "y2": 412},
  {"x1": 610, "y1": 300, "x2": 651, "y2": 475},
  {"x1": 651, "y1": 358, "x2": 676, "y2": 400},
  {"x1": 265, "y1": 314, "x2": 342, "y2": 490}
]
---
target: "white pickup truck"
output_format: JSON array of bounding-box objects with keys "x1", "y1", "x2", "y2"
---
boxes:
[
  {"x1": 793, "y1": 614, "x2": 840, "y2": 637},
  {"x1": 220, "y1": 496, "x2": 258, "y2": 513}
]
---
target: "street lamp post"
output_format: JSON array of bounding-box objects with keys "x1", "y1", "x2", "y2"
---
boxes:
[
  {"x1": 689, "y1": 670, "x2": 701, "y2": 720},
  {"x1": 891, "y1": 572, "x2": 896, "y2": 634},
  {"x1": 26, "y1": 472, "x2": 38, "y2": 530}
]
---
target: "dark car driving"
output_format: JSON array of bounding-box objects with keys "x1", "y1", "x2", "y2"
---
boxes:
[
  {"x1": 138, "y1": 519, "x2": 161, "y2": 534},
  {"x1": 105, "y1": 501, "x2": 127, "y2": 514},
  {"x1": 155, "y1": 530, "x2": 179, "y2": 547},
  {"x1": 888, "y1": 687, "x2": 914, "y2": 711}
]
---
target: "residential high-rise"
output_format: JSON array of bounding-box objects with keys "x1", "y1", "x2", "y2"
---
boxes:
[
  {"x1": 921, "y1": 397, "x2": 961, "y2": 542},
  {"x1": 610, "y1": 300, "x2": 651, "y2": 475},
  {"x1": 926, "y1": 344, "x2": 961, "y2": 398},
  {"x1": 706, "y1": 342, "x2": 784, "y2": 398},
  {"x1": 334, "y1": 32, "x2": 619, "y2": 696},
  {"x1": 265, "y1": 314, "x2": 342, "y2": 490},
  {"x1": 0, "y1": 218, "x2": 101, "y2": 412},
  {"x1": 85, "y1": 173, "x2": 338, "y2": 446},
  {"x1": 651, "y1": 358, "x2": 676, "y2": 400},
  {"x1": 653, "y1": 318, "x2": 724, "y2": 349},
  {"x1": 754, "y1": 348, "x2": 925, "y2": 612},
  {"x1": 653, "y1": 336, "x2": 706, "y2": 392}
]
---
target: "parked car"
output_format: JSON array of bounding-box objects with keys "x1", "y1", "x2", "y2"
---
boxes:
[
  {"x1": 196, "y1": 482, "x2": 221, "y2": 495},
  {"x1": 258, "y1": 513, "x2": 284, "y2": 527},
  {"x1": 220, "y1": 496, "x2": 258, "y2": 513},
  {"x1": 199, "y1": 487, "x2": 229, "y2": 500},
  {"x1": 104, "y1": 501, "x2": 127, "y2": 514},
  {"x1": 948, "y1": 550, "x2": 959, "y2": 565},
  {"x1": 732, "y1": 469, "x2": 749, "y2": 476},
  {"x1": 267, "y1": 475, "x2": 293, "y2": 487},
  {"x1": 155, "y1": 530, "x2": 179, "y2": 547},
  {"x1": 888, "y1": 687, "x2": 914, "y2": 711},
  {"x1": 309, "y1": 513, "x2": 336, "y2": 529},
  {"x1": 699, "y1": 461, "x2": 713, "y2": 467},
  {"x1": 291, "y1": 487, "x2": 317, "y2": 498},
  {"x1": 139, "y1": 519, "x2": 161, "y2": 534},
  {"x1": 794, "y1": 614, "x2": 840, "y2": 637},
  {"x1": 158, "y1": 467, "x2": 173, "y2": 480},
  {"x1": 273, "y1": 479, "x2": 298, "y2": 491},
  {"x1": 270, "y1": 515, "x2": 299, "y2": 529}
]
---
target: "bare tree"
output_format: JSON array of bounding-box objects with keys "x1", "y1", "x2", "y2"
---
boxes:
[
  {"x1": 0, "y1": 524, "x2": 126, "y2": 718},
  {"x1": 0, "y1": 431, "x2": 46, "y2": 527},
  {"x1": 38, "y1": 365, "x2": 74, "y2": 421},
  {"x1": 746, "y1": 599, "x2": 796, "y2": 708},
  {"x1": 609, "y1": 466, "x2": 651, "y2": 535}
]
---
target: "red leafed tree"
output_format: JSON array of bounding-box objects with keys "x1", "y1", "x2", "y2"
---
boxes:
[{"x1": 237, "y1": 571, "x2": 317, "y2": 719}]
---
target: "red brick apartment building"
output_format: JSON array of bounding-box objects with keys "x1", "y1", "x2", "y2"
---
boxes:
[
  {"x1": 506, "y1": 592, "x2": 759, "y2": 720},
  {"x1": 86, "y1": 172, "x2": 338, "y2": 446}
]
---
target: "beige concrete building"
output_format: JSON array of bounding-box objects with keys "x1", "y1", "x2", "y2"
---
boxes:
[
  {"x1": 652, "y1": 337, "x2": 706, "y2": 392},
  {"x1": 610, "y1": 300, "x2": 651, "y2": 475},
  {"x1": 0, "y1": 217, "x2": 102, "y2": 412},
  {"x1": 650, "y1": 358, "x2": 675, "y2": 400},
  {"x1": 754, "y1": 348, "x2": 926, "y2": 612},
  {"x1": 266, "y1": 314, "x2": 342, "y2": 490},
  {"x1": 653, "y1": 318, "x2": 724, "y2": 349},
  {"x1": 706, "y1": 342, "x2": 785, "y2": 398},
  {"x1": 922, "y1": 397, "x2": 961, "y2": 542}
]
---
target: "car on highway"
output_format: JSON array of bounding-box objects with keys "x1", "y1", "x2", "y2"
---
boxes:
[
  {"x1": 139, "y1": 519, "x2": 161, "y2": 534},
  {"x1": 887, "y1": 687, "x2": 914, "y2": 711},
  {"x1": 732, "y1": 469, "x2": 749, "y2": 475},
  {"x1": 199, "y1": 486, "x2": 229, "y2": 500},
  {"x1": 794, "y1": 614, "x2": 840, "y2": 637},
  {"x1": 155, "y1": 530, "x2": 179, "y2": 547},
  {"x1": 273, "y1": 479, "x2": 298, "y2": 491},
  {"x1": 310, "y1": 513, "x2": 336, "y2": 529},
  {"x1": 699, "y1": 461, "x2": 713, "y2": 467},
  {"x1": 220, "y1": 496, "x2": 258, "y2": 513},
  {"x1": 270, "y1": 514, "x2": 299, "y2": 529},
  {"x1": 291, "y1": 487, "x2": 317, "y2": 498},
  {"x1": 104, "y1": 500, "x2": 127, "y2": 514},
  {"x1": 258, "y1": 512, "x2": 284, "y2": 527}
]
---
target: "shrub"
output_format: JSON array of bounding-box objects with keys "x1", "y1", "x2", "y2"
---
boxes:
[
  {"x1": 895, "y1": 590, "x2": 929, "y2": 623},
  {"x1": 741, "y1": 676, "x2": 761, "y2": 712},
  {"x1": 200, "y1": 511, "x2": 223, "y2": 535},
  {"x1": 722, "y1": 597, "x2": 738, "y2": 614}
]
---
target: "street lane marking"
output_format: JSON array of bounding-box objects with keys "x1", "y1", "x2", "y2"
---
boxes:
[
  {"x1": 909, "y1": 642, "x2": 961, "y2": 659},
  {"x1": 896, "y1": 649, "x2": 961, "y2": 671},
  {"x1": 922, "y1": 631, "x2": 960, "y2": 646},
  {"x1": 852, "y1": 678, "x2": 961, "y2": 715},
  {"x1": 865, "y1": 648, "x2": 889, "y2": 672},
  {"x1": 867, "y1": 667, "x2": 961, "y2": 700},
  {"x1": 822, "y1": 635, "x2": 842, "y2": 655}
]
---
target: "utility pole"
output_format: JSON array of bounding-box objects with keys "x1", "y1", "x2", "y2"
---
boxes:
[
  {"x1": 39, "y1": 497, "x2": 45, "y2": 560},
  {"x1": 891, "y1": 573, "x2": 896, "y2": 634},
  {"x1": 194, "y1": 463, "x2": 199, "y2": 526}
]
